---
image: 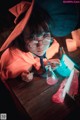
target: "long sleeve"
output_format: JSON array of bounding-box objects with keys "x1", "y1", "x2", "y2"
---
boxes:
[{"x1": 0, "y1": 48, "x2": 40, "y2": 80}]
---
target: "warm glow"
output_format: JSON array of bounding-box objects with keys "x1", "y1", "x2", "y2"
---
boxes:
[
  {"x1": 46, "y1": 39, "x2": 59, "y2": 59},
  {"x1": 66, "y1": 39, "x2": 77, "y2": 52}
]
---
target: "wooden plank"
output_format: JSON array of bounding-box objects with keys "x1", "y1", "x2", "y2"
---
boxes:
[
  {"x1": 7, "y1": 76, "x2": 73, "y2": 120},
  {"x1": 23, "y1": 85, "x2": 73, "y2": 120},
  {"x1": 7, "y1": 77, "x2": 52, "y2": 105}
]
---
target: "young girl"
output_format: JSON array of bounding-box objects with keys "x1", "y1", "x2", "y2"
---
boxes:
[{"x1": 0, "y1": 0, "x2": 59, "y2": 82}]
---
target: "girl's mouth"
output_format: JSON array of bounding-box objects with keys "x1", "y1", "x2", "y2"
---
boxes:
[{"x1": 37, "y1": 50, "x2": 43, "y2": 52}]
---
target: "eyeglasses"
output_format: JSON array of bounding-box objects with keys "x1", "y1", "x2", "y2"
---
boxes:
[{"x1": 26, "y1": 32, "x2": 53, "y2": 48}]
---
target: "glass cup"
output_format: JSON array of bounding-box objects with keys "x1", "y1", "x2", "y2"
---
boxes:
[{"x1": 46, "y1": 63, "x2": 58, "y2": 85}]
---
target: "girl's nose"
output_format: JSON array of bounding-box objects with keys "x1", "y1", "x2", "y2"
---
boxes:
[{"x1": 37, "y1": 41, "x2": 43, "y2": 47}]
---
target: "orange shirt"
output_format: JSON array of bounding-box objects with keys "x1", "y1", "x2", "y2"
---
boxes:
[
  {"x1": 0, "y1": 48, "x2": 41, "y2": 80},
  {"x1": 0, "y1": 40, "x2": 59, "y2": 80}
]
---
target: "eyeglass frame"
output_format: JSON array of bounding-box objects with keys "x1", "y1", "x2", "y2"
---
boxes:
[{"x1": 25, "y1": 32, "x2": 53, "y2": 48}]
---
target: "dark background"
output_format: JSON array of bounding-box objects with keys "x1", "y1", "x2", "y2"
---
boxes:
[
  {"x1": 0, "y1": 0, "x2": 21, "y2": 31},
  {"x1": 0, "y1": 0, "x2": 80, "y2": 35}
]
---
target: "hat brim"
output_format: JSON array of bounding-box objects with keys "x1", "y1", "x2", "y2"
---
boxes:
[{"x1": 0, "y1": 0, "x2": 34, "y2": 52}]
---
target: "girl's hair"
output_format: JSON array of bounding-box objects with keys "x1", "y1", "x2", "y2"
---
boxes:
[
  {"x1": 10, "y1": 3, "x2": 51, "y2": 52},
  {"x1": 26, "y1": 2, "x2": 50, "y2": 35}
]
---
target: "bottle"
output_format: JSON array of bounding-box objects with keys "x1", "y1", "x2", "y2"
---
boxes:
[{"x1": 46, "y1": 64, "x2": 58, "y2": 85}]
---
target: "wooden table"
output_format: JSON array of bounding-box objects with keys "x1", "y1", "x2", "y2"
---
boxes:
[
  {"x1": 5, "y1": 48, "x2": 80, "y2": 120},
  {"x1": 6, "y1": 71, "x2": 79, "y2": 120}
]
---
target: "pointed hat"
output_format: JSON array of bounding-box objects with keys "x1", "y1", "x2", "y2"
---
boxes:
[{"x1": 0, "y1": 0, "x2": 34, "y2": 51}]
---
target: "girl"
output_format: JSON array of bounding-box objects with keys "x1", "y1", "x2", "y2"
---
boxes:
[{"x1": 0, "y1": 0, "x2": 59, "y2": 82}]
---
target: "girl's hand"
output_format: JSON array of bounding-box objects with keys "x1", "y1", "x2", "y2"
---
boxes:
[
  {"x1": 46, "y1": 59, "x2": 60, "y2": 69},
  {"x1": 21, "y1": 72, "x2": 34, "y2": 82}
]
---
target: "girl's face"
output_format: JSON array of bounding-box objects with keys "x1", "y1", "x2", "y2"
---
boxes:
[{"x1": 24, "y1": 27, "x2": 52, "y2": 56}]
